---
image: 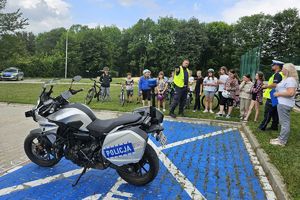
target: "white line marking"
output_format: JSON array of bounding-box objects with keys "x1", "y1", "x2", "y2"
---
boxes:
[
  {"x1": 240, "y1": 131, "x2": 276, "y2": 200},
  {"x1": 0, "y1": 166, "x2": 23, "y2": 177},
  {"x1": 149, "y1": 140, "x2": 207, "y2": 200},
  {"x1": 159, "y1": 128, "x2": 236, "y2": 150},
  {"x1": 82, "y1": 194, "x2": 102, "y2": 200},
  {"x1": 0, "y1": 168, "x2": 86, "y2": 196},
  {"x1": 102, "y1": 177, "x2": 133, "y2": 200}
]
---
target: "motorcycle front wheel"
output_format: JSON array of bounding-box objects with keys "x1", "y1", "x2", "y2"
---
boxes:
[
  {"x1": 24, "y1": 132, "x2": 61, "y2": 167},
  {"x1": 116, "y1": 144, "x2": 159, "y2": 186}
]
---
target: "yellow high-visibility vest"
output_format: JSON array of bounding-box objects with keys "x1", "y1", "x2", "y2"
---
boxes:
[
  {"x1": 174, "y1": 66, "x2": 189, "y2": 88},
  {"x1": 263, "y1": 71, "x2": 284, "y2": 99}
]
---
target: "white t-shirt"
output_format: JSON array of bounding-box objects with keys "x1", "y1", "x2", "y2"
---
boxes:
[
  {"x1": 203, "y1": 77, "x2": 218, "y2": 92},
  {"x1": 218, "y1": 74, "x2": 229, "y2": 92},
  {"x1": 276, "y1": 77, "x2": 298, "y2": 107},
  {"x1": 189, "y1": 76, "x2": 195, "y2": 91}
]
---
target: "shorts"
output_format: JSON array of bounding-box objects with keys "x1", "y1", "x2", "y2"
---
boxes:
[
  {"x1": 219, "y1": 91, "x2": 226, "y2": 106},
  {"x1": 251, "y1": 93, "x2": 257, "y2": 101},
  {"x1": 126, "y1": 90, "x2": 133, "y2": 97},
  {"x1": 142, "y1": 89, "x2": 151, "y2": 100},
  {"x1": 224, "y1": 97, "x2": 234, "y2": 107},
  {"x1": 204, "y1": 90, "x2": 215, "y2": 98}
]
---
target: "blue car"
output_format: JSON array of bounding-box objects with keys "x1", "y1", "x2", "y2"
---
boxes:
[{"x1": 0, "y1": 67, "x2": 24, "y2": 81}]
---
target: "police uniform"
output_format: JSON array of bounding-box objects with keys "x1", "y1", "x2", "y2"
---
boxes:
[
  {"x1": 259, "y1": 60, "x2": 284, "y2": 130},
  {"x1": 169, "y1": 66, "x2": 189, "y2": 115}
]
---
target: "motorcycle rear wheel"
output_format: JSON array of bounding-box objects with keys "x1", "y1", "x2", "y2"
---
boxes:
[
  {"x1": 116, "y1": 144, "x2": 159, "y2": 186},
  {"x1": 24, "y1": 132, "x2": 61, "y2": 167}
]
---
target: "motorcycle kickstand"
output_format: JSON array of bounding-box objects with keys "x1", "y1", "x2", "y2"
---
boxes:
[{"x1": 72, "y1": 167, "x2": 87, "y2": 187}]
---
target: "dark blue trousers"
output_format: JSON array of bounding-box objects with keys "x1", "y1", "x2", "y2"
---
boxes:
[{"x1": 170, "y1": 86, "x2": 188, "y2": 114}]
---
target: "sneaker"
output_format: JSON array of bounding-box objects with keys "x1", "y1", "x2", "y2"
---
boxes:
[
  {"x1": 163, "y1": 109, "x2": 166, "y2": 112},
  {"x1": 270, "y1": 138, "x2": 279, "y2": 143},
  {"x1": 216, "y1": 113, "x2": 223, "y2": 117},
  {"x1": 209, "y1": 110, "x2": 214, "y2": 114},
  {"x1": 270, "y1": 138, "x2": 285, "y2": 146},
  {"x1": 203, "y1": 109, "x2": 208, "y2": 113},
  {"x1": 225, "y1": 115, "x2": 231, "y2": 119},
  {"x1": 193, "y1": 110, "x2": 196, "y2": 113}
]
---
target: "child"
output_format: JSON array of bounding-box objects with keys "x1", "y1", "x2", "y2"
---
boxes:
[
  {"x1": 193, "y1": 70, "x2": 203, "y2": 112},
  {"x1": 100, "y1": 67, "x2": 112, "y2": 100},
  {"x1": 156, "y1": 71, "x2": 168, "y2": 112},
  {"x1": 239, "y1": 74, "x2": 253, "y2": 120},
  {"x1": 188, "y1": 70, "x2": 195, "y2": 92},
  {"x1": 203, "y1": 68, "x2": 218, "y2": 113},
  {"x1": 216, "y1": 66, "x2": 229, "y2": 116},
  {"x1": 223, "y1": 69, "x2": 239, "y2": 118},
  {"x1": 139, "y1": 69, "x2": 151, "y2": 107},
  {"x1": 125, "y1": 73, "x2": 134, "y2": 103},
  {"x1": 244, "y1": 72, "x2": 264, "y2": 122}
]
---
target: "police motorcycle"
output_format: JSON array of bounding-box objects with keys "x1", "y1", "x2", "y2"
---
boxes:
[{"x1": 24, "y1": 76, "x2": 167, "y2": 186}]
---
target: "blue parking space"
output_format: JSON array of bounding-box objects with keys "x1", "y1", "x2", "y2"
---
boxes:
[{"x1": 0, "y1": 121, "x2": 267, "y2": 200}]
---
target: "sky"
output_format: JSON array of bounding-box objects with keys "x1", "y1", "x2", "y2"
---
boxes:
[{"x1": 5, "y1": 0, "x2": 300, "y2": 34}]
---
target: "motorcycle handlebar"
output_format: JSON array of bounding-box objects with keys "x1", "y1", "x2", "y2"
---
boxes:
[{"x1": 69, "y1": 88, "x2": 84, "y2": 95}]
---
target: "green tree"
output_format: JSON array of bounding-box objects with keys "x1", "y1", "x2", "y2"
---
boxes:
[
  {"x1": 0, "y1": 0, "x2": 28, "y2": 34},
  {"x1": 204, "y1": 22, "x2": 234, "y2": 70},
  {"x1": 127, "y1": 18, "x2": 156, "y2": 76},
  {"x1": 174, "y1": 18, "x2": 208, "y2": 72}
]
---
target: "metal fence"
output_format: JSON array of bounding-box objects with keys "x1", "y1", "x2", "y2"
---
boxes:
[{"x1": 240, "y1": 47, "x2": 261, "y2": 79}]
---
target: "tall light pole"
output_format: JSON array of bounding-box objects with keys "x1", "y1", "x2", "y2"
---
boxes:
[{"x1": 64, "y1": 28, "x2": 69, "y2": 79}]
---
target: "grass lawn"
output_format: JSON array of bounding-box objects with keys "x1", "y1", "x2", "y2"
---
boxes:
[{"x1": 0, "y1": 82, "x2": 299, "y2": 199}]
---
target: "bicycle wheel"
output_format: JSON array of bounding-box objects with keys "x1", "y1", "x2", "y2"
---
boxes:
[
  {"x1": 85, "y1": 88, "x2": 95, "y2": 105},
  {"x1": 295, "y1": 93, "x2": 300, "y2": 108},
  {"x1": 212, "y1": 94, "x2": 220, "y2": 110},
  {"x1": 99, "y1": 89, "x2": 105, "y2": 102},
  {"x1": 185, "y1": 95, "x2": 191, "y2": 109},
  {"x1": 120, "y1": 92, "x2": 125, "y2": 106},
  {"x1": 201, "y1": 94, "x2": 220, "y2": 110}
]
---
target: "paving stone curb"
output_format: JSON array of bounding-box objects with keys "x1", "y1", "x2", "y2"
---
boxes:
[{"x1": 241, "y1": 123, "x2": 290, "y2": 200}]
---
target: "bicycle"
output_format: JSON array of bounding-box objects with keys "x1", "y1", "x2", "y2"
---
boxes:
[
  {"x1": 295, "y1": 88, "x2": 300, "y2": 108},
  {"x1": 85, "y1": 78, "x2": 103, "y2": 105},
  {"x1": 185, "y1": 89, "x2": 193, "y2": 109},
  {"x1": 168, "y1": 83, "x2": 175, "y2": 105},
  {"x1": 201, "y1": 92, "x2": 220, "y2": 110},
  {"x1": 119, "y1": 83, "x2": 125, "y2": 106}
]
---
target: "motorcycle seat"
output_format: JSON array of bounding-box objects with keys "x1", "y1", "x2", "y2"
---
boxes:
[{"x1": 87, "y1": 113, "x2": 142, "y2": 136}]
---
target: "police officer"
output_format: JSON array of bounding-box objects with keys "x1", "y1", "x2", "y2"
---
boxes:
[
  {"x1": 169, "y1": 59, "x2": 190, "y2": 118},
  {"x1": 259, "y1": 60, "x2": 284, "y2": 131}
]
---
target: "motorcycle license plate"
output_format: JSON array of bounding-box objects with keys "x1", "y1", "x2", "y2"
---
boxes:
[{"x1": 157, "y1": 131, "x2": 167, "y2": 147}]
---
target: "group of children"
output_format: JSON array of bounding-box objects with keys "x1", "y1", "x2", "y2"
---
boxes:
[
  {"x1": 200, "y1": 66, "x2": 264, "y2": 120},
  {"x1": 122, "y1": 66, "x2": 264, "y2": 121}
]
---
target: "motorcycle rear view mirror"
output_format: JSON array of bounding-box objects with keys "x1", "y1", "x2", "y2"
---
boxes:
[{"x1": 72, "y1": 75, "x2": 82, "y2": 82}]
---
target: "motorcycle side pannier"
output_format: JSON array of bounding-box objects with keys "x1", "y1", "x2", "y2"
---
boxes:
[{"x1": 102, "y1": 127, "x2": 148, "y2": 166}]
